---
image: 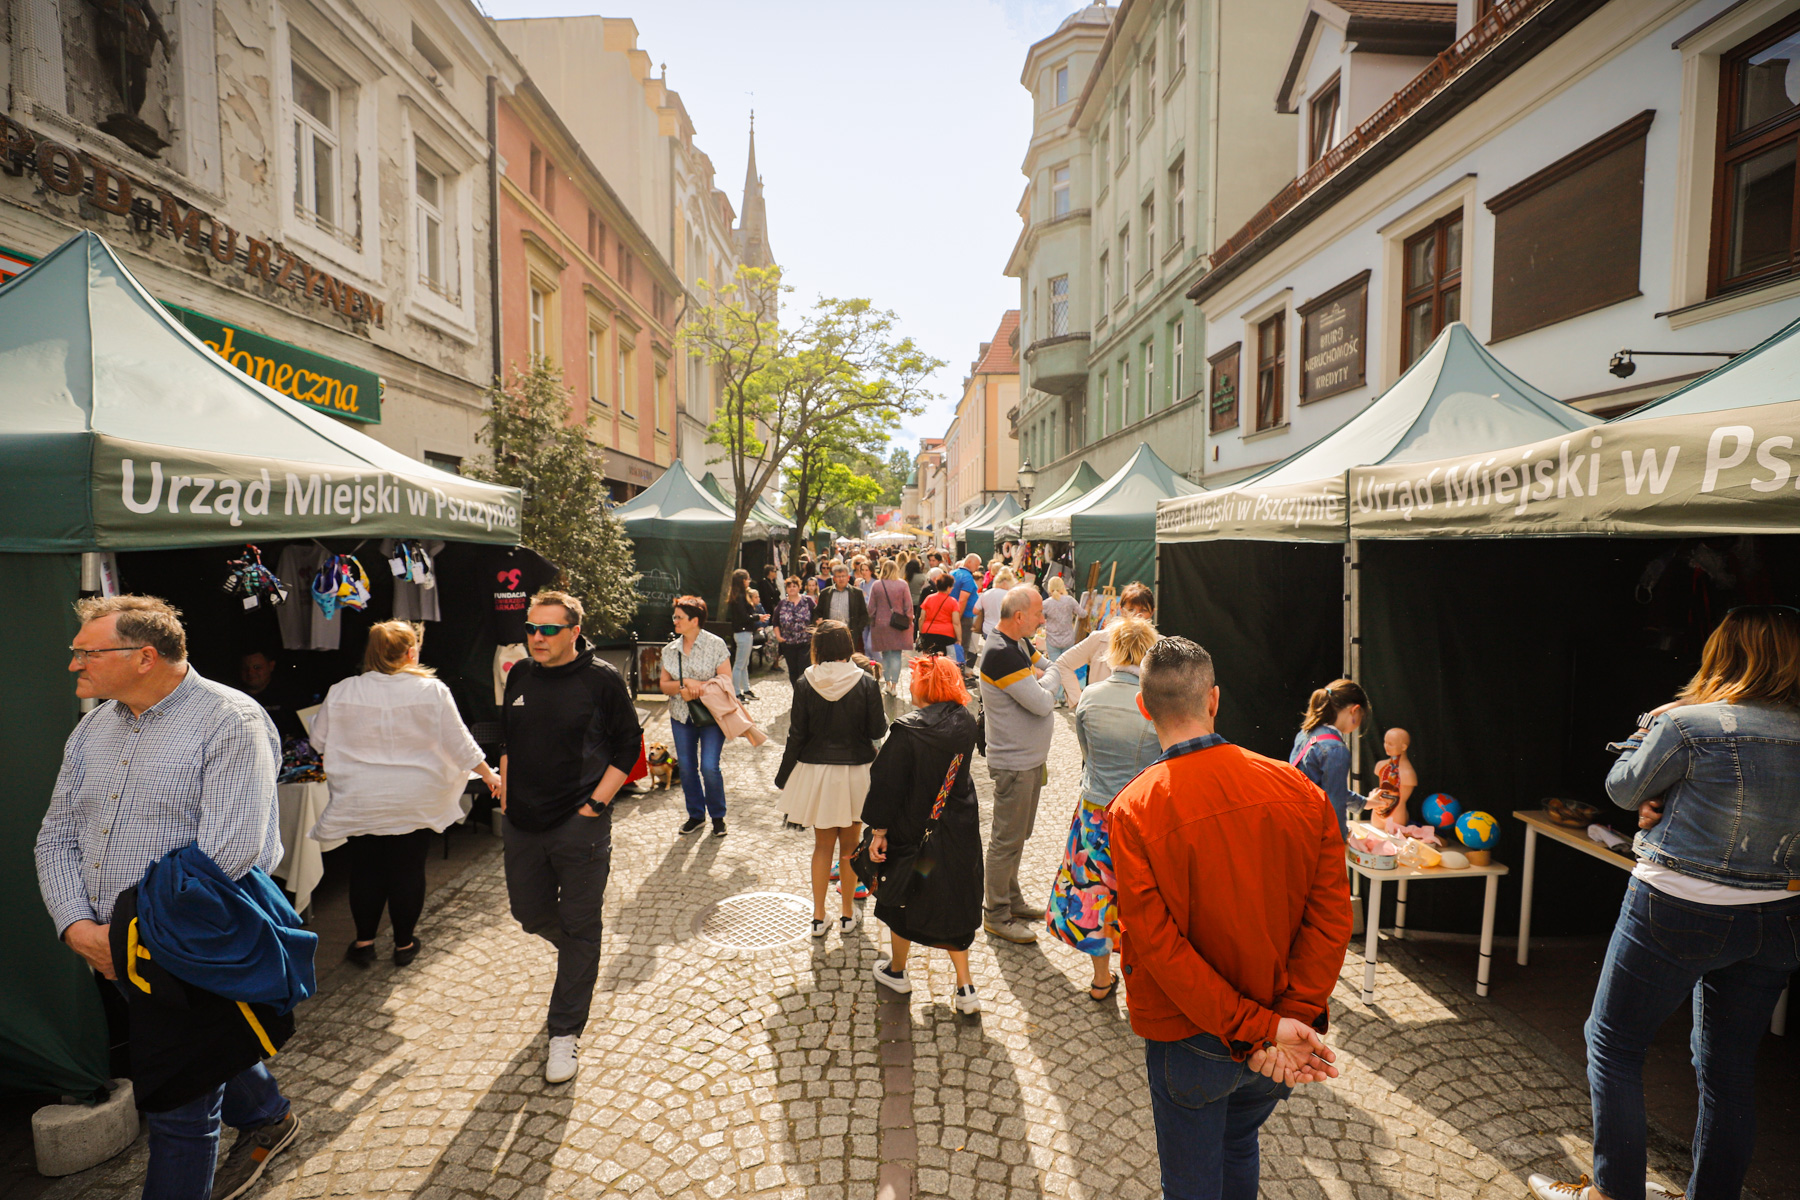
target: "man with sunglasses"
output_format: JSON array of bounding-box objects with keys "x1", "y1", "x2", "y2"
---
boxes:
[
  {"x1": 36, "y1": 595, "x2": 301, "y2": 1200},
  {"x1": 498, "y1": 590, "x2": 642, "y2": 1085}
]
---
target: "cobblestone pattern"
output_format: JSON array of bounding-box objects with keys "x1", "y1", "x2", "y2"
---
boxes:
[{"x1": 45, "y1": 658, "x2": 1689, "y2": 1200}]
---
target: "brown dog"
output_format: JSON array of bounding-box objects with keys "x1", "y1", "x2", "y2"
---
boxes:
[{"x1": 646, "y1": 743, "x2": 680, "y2": 790}]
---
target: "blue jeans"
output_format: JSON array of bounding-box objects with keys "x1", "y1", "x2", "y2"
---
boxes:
[
  {"x1": 732, "y1": 631, "x2": 754, "y2": 695},
  {"x1": 1585, "y1": 880, "x2": 1800, "y2": 1200},
  {"x1": 1045, "y1": 642, "x2": 1069, "y2": 704},
  {"x1": 144, "y1": 1061, "x2": 288, "y2": 1200},
  {"x1": 669, "y1": 716, "x2": 726, "y2": 819},
  {"x1": 879, "y1": 649, "x2": 903, "y2": 686},
  {"x1": 1145, "y1": 1032, "x2": 1290, "y2": 1200}
]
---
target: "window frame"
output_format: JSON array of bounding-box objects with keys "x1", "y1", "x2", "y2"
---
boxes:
[
  {"x1": 528, "y1": 282, "x2": 549, "y2": 363},
  {"x1": 1254, "y1": 312, "x2": 1286, "y2": 432},
  {"x1": 1142, "y1": 338, "x2": 1156, "y2": 414},
  {"x1": 617, "y1": 338, "x2": 637, "y2": 420},
  {"x1": 587, "y1": 324, "x2": 606, "y2": 408},
  {"x1": 1169, "y1": 158, "x2": 1186, "y2": 252},
  {"x1": 1051, "y1": 164, "x2": 1072, "y2": 218},
  {"x1": 1708, "y1": 10, "x2": 1800, "y2": 296},
  {"x1": 1172, "y1": 318, "x2": 1185, "y2": 400},
  {"x1": 413, "y1": 156, "x2": 449, "y2": 299},
  {"x1": 1141, "y1": 195, "x2": 1156, "y2": 277},
  {"x1": 1054, "y1": 63, "x2": 1070, "y2": 107},
  {"x1": 1049, "y1": 274, "x2": 1070, "y2": 336},
  {"x1": 290, "y1": 60, "x2": 340, "y2": 236},
  {"x1": 1400, "y1": 213, "x2": 1464, "y2": 368},
  {"x1": 1309, "y1": 73, "x2": 1342, "y2": 165}
]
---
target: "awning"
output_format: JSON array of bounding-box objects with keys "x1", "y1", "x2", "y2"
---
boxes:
[
  {"x1": 1023, "y1": 442, "x2": 1202, "y2": 542},
  {"x1": 998, "y1": 461, "x2": 1102, "y2": 540},
  {"x1": 0, "y1": 232, "x2": 520, "y2": 551},
  {"x1": 699, "y1": 472, "x2": 792, "y2": 533}
]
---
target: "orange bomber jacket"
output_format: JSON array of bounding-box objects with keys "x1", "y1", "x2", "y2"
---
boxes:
[{"x1": 1108, "y1": 736, "x2": 1352, "y2": 1057}]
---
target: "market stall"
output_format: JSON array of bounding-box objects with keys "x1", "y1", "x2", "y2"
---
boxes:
[
  {"x1": 995, "y1": 461, "x2": 1103, "y2": 542},
  {"x1": 960, "y1": 494, "x2": 1021, "y2": 561},
  {"x1": 0, "y1": 233, "x2": 524, "y2": 1097},
  {"x1": 614, "y1": 462, "x2": 772, "y2": 642},
  {"x1": 1021, "y1": 441, "x2": 1201, "y2": 593},
  {"x1": 1341, "y1": 317, "x2": 1800, "y2": 936},
  {"x1": 699, "y1": 471, "x2": 792, "y2": 581},
  {"x1": 949, "y1": 496, "x2": 1003, "y2": 560},
  {"x1": 1154, "y1": 323, "x2": 1594, "y2": 758}
]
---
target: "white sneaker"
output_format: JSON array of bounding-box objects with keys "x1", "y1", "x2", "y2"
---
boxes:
[
  {"x1": 872, "y1": 959, "x2": 912, "y2": 994},
  {"x1": 1528, "y1": 1176, "x2": 1589, "y2": 1200},
  {"x1": 545, "y1": 1035, "x2": 579, "y2": 1084},
  {"x1": 811, "y1": 918, "x2": 829, "y2": 939},
  {"x1": 953, "y1": 985, "x2": 980, "y2": 1015}
]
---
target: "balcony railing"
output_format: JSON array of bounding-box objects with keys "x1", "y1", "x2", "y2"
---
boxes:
[{"x1": 1208, "y1": 0, "x2": 1552, "y2": 272}]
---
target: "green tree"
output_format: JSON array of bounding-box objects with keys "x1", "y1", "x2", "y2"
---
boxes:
[
  {"x1": 781, "y1": 405, "x2": 895, "y2": 551},
  {"x1": 469, "y1": 361, "x2": 639, "y2": 637},
  {"x1": 689, "y1": 265, "x2": 941, "y2": 605}
]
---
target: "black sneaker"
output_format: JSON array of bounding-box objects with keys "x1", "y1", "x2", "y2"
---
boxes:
[
  {"x1": 211, "y1": 1111, "x2": 300, "y2": 1200},
  {"x1": 344, "y1": 941, "x2": 375, "y2": 967},
  {"x1": 678, "y1": 817, "x2": 706, "y2": 836},
  {"x1": 712, "y1": 819, "x2": 728, "y2": 838},
  {"x1": 744, "y1": 689, "x2": 759, "y2": 700},
  {"x1": 392, "y1": 938, "x2": 421, "y2": 967}
]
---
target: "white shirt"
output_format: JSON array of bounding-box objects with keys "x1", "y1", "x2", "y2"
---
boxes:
[
  {"x1": 309, "y1": 672, "x2": 486, "y2": 839},
  {"x1": 975, "y1": 587, "x2": 1008, "y2": 632}
]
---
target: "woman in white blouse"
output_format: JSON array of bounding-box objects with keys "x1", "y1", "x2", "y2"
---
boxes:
[{"x1": 311, "y1": 621, "x2": 501, "y2": 967}]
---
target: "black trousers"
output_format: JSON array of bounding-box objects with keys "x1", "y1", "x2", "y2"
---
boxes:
[
  {"x1": 346, "y1": 829, "x2": 433, "y2": 945},
  {"x1": 780, "y1": 642, "x2": 810, "y2": 685}
]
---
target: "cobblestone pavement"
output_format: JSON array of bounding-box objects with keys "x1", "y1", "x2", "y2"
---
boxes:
[{"x1": 48, "y1": 657, "x2": 1692, "y2": 1200}]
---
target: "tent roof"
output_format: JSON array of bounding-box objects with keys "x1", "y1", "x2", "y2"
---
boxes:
[
  {"x1": 950, "y1": 496, "x2": 1002, "y2": 536},
  {"x1": 0, "y1": 232, "x2": 521, "y2": 550},
  {"x1": 961, "y1": 493, "x2": 1021, "y2": 533},
  {"x1": 1615, "y1": 314, "x2": 1800, "y2": 421},
  {"x1": 999, "y1": 461, "x2": 1102, "y2": 538},
  {"x1": 1157, "y1": 322, "x2": 1594, "y2": 542},
  {"x1": 615, "y1": 461, "x2": 767, "y2": 542},
  {"x1": 698, "y1": 473, "x2": 792, "y2": 532},
  {"x1": 1023, "y1": 443, "x2": 1202, "y2": 540}
]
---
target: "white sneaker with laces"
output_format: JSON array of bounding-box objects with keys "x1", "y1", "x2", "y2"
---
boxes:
[
  {"x1": 1527, "y1": 1176, "x2": 1589, "y2": 1200},
  {"x1": 545, "y1": 1035, "x2": 579, "y2": 1084},
  {"x1": 811, "y1": 918, "x2": 828, "y2": 939},
  {"x1": 953, "y1": 985, "x2": 980, "y2": 1015},
  {"x1": 872, "y1": 959, "x2": 912, "y2": 994}
]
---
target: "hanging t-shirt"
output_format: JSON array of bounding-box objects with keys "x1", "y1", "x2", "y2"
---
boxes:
[
  {"x1": 380, "y1": 538, "x2": 445, "y2": 622},
  {"x1": 471, "y1": 546, "x2": 561, "y2": 645},
  {"x1": 275, "y1": 543, "x2": 342, "y2": 651}
]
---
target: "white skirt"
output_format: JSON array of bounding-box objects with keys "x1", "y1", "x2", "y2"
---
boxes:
[{"x1": 778, "y1": 762, "x2": 870, "y2": 829}]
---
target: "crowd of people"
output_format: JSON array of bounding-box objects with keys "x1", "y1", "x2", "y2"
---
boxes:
[{"x1": 31, "y1": 550, "x2": 1800, "y2": 1200}]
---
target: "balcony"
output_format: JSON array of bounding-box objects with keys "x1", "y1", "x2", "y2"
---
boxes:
[{"x1": 1023, "y1": 333, "x2": 1090, "y2": 396}]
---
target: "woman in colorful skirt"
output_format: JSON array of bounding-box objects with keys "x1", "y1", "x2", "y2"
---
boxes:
[{"x1": 1046, "y1": 617, "x2": 1161, "y2": 1000}]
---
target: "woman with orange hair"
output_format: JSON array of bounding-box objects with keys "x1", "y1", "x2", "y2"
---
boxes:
[{"x1": 859, "y1": 654, "x2": 984, "y2": 1013}]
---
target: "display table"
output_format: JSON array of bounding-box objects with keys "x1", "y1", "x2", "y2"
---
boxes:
[
  {"x1": 1345, "y1": 851, "x2": 1509, "y2": 1004},
  {"x1": 273, "y1": 780, "x2": 343, "y2": 915},
  {"x1": 1514, "y1": 809, "x2": 1786, "y2": 1035}
]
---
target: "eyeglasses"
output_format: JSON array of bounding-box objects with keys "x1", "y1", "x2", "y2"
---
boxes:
[
  {"x1": 522, "y1": 622, "x2": 574, "y2": 638},
  {"x1": 69, "y1": 645, "x2": 144, "y2": 664},
  {"x1": 1726, "y1": 604, "x2": 1800, "y2": 618}
]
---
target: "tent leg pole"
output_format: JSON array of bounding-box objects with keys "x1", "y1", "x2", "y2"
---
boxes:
[{"x1": 1347, "y1": 538, "x2": 1363, "y2": 794}]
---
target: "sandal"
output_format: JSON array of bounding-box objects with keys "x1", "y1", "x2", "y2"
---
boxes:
[{"x1": 1088, "y1": 975, "x2": 1119, "y2": 1002}]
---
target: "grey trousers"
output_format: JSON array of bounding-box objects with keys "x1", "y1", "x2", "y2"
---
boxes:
[
  {"x1": 983, "y1": 764, "x2": 1046, "y2": 925},
  {"x1": 502, "y1": 808, "x2": 612, "y2": 1037}
]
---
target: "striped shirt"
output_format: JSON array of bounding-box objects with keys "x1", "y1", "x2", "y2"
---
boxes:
[{"x1": 36, "y1": 667, "x2": 284, "y2": 936}]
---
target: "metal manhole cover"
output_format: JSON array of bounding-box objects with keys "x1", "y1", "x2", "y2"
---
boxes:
[{"x1": 692, "y1": 891, "x2": 815, "y2": 949}]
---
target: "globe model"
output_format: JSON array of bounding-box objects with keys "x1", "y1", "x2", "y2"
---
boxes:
[
  {"x1": 1456, "y1": 810, "x2": 1500, "y2": 850},
  {"x1": 1422, "y1": 793, "x2": 1462, "y2": 828}
]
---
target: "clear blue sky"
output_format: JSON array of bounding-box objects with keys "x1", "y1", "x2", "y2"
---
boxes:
[{"x1": 484, "y1": 0, "x2": 1078, "y2": 448}]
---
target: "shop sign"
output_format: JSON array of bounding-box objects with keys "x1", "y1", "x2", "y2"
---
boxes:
[
  {"x1": 0, "y1": 246, "x2": 381, "y2": 424},
  {"x1": 0, "y1": 115, "x2": 385, "y2": 326},
  {"x1": 1207, "y1": 342, "x2": 1241, "y2": 433},
  {"x1": 1298, "y1": 270, "x2": 1369, "y2": 403}
]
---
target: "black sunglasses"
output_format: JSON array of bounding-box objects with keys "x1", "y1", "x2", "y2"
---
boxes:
[{"x1": 522, "y1": 622, "x2": 575, "y2": 638}]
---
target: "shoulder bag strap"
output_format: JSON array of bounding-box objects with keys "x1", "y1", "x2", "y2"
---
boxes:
[{"x1": 1289, "y1": 729, "x2": 1343, "y2": 766}]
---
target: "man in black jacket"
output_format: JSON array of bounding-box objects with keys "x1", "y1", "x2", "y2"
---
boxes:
[
  {"x1": 822, "y1": 563, "x2": 869, "y2": 647},
  {"x1": 499, "y1": 590, "x2": 642, "y2": 1084}
]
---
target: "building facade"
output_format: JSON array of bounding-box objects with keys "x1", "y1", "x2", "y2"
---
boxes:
[
  {"x1": 495, "y1": 80, "x2": 681, "y2": 499},
  {"x1": 1191, "y1": 0, "x2": 1800, "y2": 484},
  {"x1": 945, "y1": 312, "x2": 1023, "y2": 524},
  {"x1": 1008, "y1": 0, "x2": 1307, "y2": 495},
  {"x1": 0, "y1": 0, "x2": 519, "y2": 468}
]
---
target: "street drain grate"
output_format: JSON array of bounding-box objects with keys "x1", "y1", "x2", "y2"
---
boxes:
[{"x1": 692, "y1": 891, "x2": 815, "y2": 949}]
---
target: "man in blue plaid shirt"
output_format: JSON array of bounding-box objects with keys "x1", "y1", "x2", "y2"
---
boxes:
[{"x1": 36, "y1": 595, "x2": 303, "y2": 1200}]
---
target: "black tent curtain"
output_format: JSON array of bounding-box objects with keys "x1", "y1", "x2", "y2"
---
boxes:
[{"x1": 1357, "y1": 534, "x2": 1800, "y2": 935}]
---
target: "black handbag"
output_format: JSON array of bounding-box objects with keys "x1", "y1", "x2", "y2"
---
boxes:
[
  {"x1": 851, "y1": 752, "x2": 964, "y2": 906},
  {"x1": 880, "y1": 583, "x2": 911, "y2": 631},
  {"x1": 677, "y1": 648, "x2": 715, "y2": 729}
]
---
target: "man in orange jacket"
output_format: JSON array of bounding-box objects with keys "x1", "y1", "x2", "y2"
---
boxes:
[{"x1": 1110, "y1": 637, "x2": 1352, "y2": 1200}]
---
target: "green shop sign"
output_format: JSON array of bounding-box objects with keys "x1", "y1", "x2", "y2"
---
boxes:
[{"x1": 0, "y1": 245, "x2": 381, "y2": 424}]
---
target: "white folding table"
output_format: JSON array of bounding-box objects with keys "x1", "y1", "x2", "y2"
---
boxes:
[{"x1": 1345, "y1": 851, "x2": 1509, "y2": 1003}]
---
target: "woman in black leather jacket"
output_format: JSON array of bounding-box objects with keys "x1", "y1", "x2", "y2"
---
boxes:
[{"x1": 775, "y1": 620, "x2": 886, "y2": 936}]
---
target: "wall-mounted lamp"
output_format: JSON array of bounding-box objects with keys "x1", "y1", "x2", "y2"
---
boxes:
[{"x1": 1608, "y1": 348, "x2": 1743, "y2": 380}]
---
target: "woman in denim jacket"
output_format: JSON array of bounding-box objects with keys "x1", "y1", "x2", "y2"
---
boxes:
[
  {"x1": 1046, "y1": 618, "x2": 1162, "y2": 1001},
  {"x1": 1289, "y1": 679, "x2": 1370, "y2": 842},
  {"x1": 1530, "y1": 606, "x2": 1800, "y2": 1200}
]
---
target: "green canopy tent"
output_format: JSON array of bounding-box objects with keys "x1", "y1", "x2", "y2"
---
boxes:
[
  {"x1": 1021, "y1": 442, "x2": 1202, "y2": 591},
  {"x1": 960, "y1": 494, "x2": 1021, "y2": 561},
  {"x1": 994, "y1": 461, "x2": 1103, "y2": 542},
  {"x1": 949, "y1": 496, "x2": 1003, "y2": 560},
  {"x1": 615, "y1": 462, "x2": 771, "y2": 640},
  {"x1": 0, "y1": 232, "x2": 522, "y2": 1098},
  {"x1": 1337, "y1": 319, "x2": 1800, "y2": 937},
  {"x1": 1153, "y1": 322, "x2": 1594, "y2": 758},
  {"x1": 699, "y1": 472, "x2": 793, "y2": 581}
]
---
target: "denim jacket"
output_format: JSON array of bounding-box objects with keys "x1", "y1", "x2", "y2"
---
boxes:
[
  {"x1": 1290, "y1": 727, "x2": 1362, "y2": 841},
  {"x1": 1606, "y1": 700, "x2": 1800, "y2": 890},
  {"x1": 1073, "y1": 666, "x2": 1162, "y2": 806}
]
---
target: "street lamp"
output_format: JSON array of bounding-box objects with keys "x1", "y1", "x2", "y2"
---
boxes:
[{"x1": 1016, "y1": 457, "x2": 1037, "y2": 509}]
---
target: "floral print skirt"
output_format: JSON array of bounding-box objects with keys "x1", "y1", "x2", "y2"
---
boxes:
[{"x1": 1045, "y1": 790, "x2": 1118, "y2": 956}]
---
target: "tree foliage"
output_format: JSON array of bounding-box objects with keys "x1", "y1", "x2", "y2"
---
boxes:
[
  {"x1": 468, "y1": 361, "x2": 639, "y2": 637},
  {"x1": 688, "y1": 265, "x2": 942, "y2": 602}
]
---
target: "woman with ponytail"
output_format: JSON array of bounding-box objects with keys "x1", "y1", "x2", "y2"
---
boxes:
[{"x1": 1289, "y1": 679, "x2": 1371, "y2": 840}]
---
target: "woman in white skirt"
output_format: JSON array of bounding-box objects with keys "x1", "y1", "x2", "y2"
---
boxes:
[{"x1": 774, "y1": 619, "x2": 887, "y2": 936}]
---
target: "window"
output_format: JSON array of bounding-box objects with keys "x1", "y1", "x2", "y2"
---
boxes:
[
  {"x1": 1099, "y1": 373, "x2": 1111, "y2": 435},
  {"x1": 1099, "y1": 131, "x2": 1110, "y2": 177},
  {"x1": 587, "y1": 326, "x2": 604, "y2": 406},
  {"x1": 1055, "y1": 64, "x2": 1069, "y2": 106},
  {"x1": 415, "y1": 160, "x2": 446, "y2": 295},
  {"x1": 542, "y1": 159, "x2": 555, "y2": 214},
  {"x1": 423, "y1": 451, "x2": 462, "y2": 474},
  {"x1": 1118, "y1": 227, "x2": 1131, "y2": 298},
  {"x1": 1711, "y1": 14, "x2": 1800, "y2": 294},
  {"x1": 529, "y1": 285, "x2": 548, "y2": 362},
  {"x1": 1121, "y1": 359, "x2": 1131, "y2": 426},
  {"x1": 618, "y1": 341, "x2": 635, "y2": 417},
  {"x1": 1255, "y1": 313, "x2": 1285, "y2": 431},
  {"x1": 1098, "y1": 252, "x2": 1110, "y2": 314},
  {"x1": 1172, "y1": 319, "x2": 1184, "y2": 399},
  {"x1": 1401, "y1": 213, "x2": 1463, "y2": 367},
  {"x1": 1050, "y1": 275, "x2": 1069, "y2": 336},
  {"x1": 1145, "y1": 51, "x2": 1157, "y2": 118},
  {"x1": 655, "y1": 368, "x2": 669, "y2": 432},
  {"x1": 1141, "y1": 197, "x2": 1156, "y2": 274},
  {"x1": 412, "y1": 24, "x2": 452, "y2": 82},
  {"x1": 1120, "y1": 83, "x2": 1132, "y2": 145},
  {"x1": 1143, "y1": 339, "x2": 1156, "y2": 414},
  {"x1": 1066, "y1": 392, "x2": 1085, "y2": 451},
  {"x1": 1209, "y1": 342, "x2": 1241, "y2": 433},
  {"x1": 618, "y1": 240, "x2": 634, "y2": 292},
  {"x1": 654, "y1": 285, "x2": 669, "y2": 324},
  {"x1": 1489, "y1": 111, "x2": 1651, "y2": 340},
  {"x1": 291, "y1": 62, "x2": 338, "y2": 233},
  {"x1": 529, "y1": 146, "x2": 542, "y2": 198},
  {"x1": 1309, "y1": 76, "x2": 1341, "y2": 164},
  {"x1": 588, "y1": 210, "x2": 605, "y2": 261},
  {"x1": 1176, "y1": 8, "x2": 1187, "y2": 65},
  {"x1": 1170, "y1": 159, "x2": 1185, "y2": 248},
  {"x1": 1051, "y1": 164, "x2": 1071, "y2": 217}
]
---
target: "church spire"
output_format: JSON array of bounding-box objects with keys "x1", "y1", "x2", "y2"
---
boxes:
[{"x1": 735, "y1": 112, "x2": 773, "y2": 269}]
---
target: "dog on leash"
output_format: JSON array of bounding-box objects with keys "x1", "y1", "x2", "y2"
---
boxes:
[{"x1": 646, "y1": 743, "x2": 680, "y2": 790}]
